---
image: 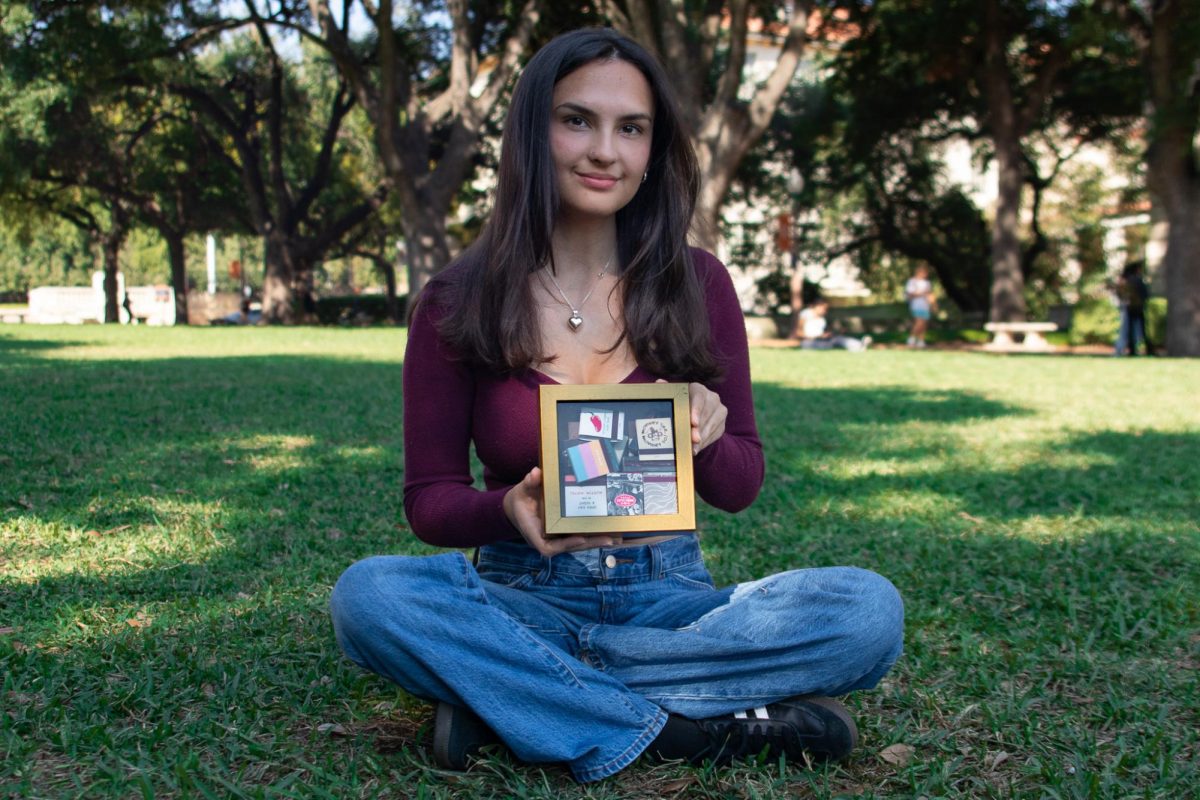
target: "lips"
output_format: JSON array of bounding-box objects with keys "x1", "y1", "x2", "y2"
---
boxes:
[{"x1": 577, "y1": 172, "x2": 619, "y2": 190}]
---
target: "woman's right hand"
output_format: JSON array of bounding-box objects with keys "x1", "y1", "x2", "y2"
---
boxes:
[{"x1": 503, "y1": 466, "x2": 620, "y2": 556}]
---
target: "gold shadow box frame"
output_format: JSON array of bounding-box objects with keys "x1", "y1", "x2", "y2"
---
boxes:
[{"x1": 538, "y1": 383, "x2": 696, "y2": 535}]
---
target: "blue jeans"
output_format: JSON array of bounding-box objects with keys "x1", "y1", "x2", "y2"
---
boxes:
[
  {"x1": 1115, "y1": 308, "x2": 1145, "y2": 356},
  {"x1": 329, "y1": 536, "x2": 903, "y2": 782}
]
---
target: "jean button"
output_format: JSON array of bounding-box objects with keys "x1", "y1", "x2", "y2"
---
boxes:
[{"x1": 604, "y1": 555, "x2": 617, "y2": 569}]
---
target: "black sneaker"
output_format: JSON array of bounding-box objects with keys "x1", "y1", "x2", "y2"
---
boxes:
[
  {"x1": 432, "y1": 702, "x2": 502, "y2": 770},
  {"x1": 651, "y1": 696, "x2": 858, "y2": 766}
]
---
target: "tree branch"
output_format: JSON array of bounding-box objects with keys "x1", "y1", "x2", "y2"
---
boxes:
[
  {"x1": 246, "y1": 2, "x2": 293, "y2": 222},
  {"x1": 169, "y1": 83, "x2": 271, "y2": 230},
  {"x1": 294, "y1": 82, "x2": 357, "y2": 224},
  {"x1": 1016, "y1": 44, "x2": 1068, "y2": 135},
  {"x1": 821, "y1": 233, "x2": 882, "y2": 268},
  {"x1": 655, "y1": 0, "x2": 700, "y2": 116},
  {"x1": 305, "y1": 186, "x2": 389, "y2": 259},
  {"x1": 747, "y1": 3, "x2": 811, "y2": 131},
  {"x1": 445, "y1": 0, "x2": 473, "y2": 119},
  {"x1": 305, "y1": 0, "x2": 379, "y2": 115},
  {"x1": 711, "y1": 0, "x2": 750, "y2": 112}
]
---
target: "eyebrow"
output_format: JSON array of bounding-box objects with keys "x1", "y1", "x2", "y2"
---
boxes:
[{"x1": 554, "y1": 102, "x2": 653, "y2": 123}]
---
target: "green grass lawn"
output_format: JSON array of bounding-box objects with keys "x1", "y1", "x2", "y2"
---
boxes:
[{"x1": 2, "y1": 326, "x2": 1197, "y2": 799}]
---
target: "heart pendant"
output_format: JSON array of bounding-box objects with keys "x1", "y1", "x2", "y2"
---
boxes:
[{"x1": 568, "y1": 313, "x2": 583, "y2": 331}]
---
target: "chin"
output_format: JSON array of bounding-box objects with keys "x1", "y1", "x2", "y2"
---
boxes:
[{"x1": 561, "y1": 195, "x2": 638, "y2": 221}]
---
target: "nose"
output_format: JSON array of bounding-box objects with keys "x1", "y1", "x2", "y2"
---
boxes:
[{"x1": 588, "y1": 131, "x2": 616, "y2": 165}]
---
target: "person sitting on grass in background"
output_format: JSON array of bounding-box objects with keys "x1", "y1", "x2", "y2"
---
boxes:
[
  {"x1": 329, "y1": 27, "x2": 903, "y2": 784},
  {"x1": 796, "y1": 300, "x2": 871, "y2": 352},
  {"x1": 905, "y1": 265, "x2": 936, "y2": 348}
]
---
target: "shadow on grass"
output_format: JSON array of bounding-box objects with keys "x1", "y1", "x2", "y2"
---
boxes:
[
  {"x1": 5, "y1": 350, "x2": 1196, "y2": 650},
  {"x1": 3, "y1": 352, "x2": 411, "y2": 606},
  {"x1": 0, "y1": 332, "x2": 85, "y2": 354},
  {"x1": 3, "y1": 345, "x2": 1198, "y2": 796},
  {"x1": 748, "y1": 382, "x2": 1198, "y2": 526}
]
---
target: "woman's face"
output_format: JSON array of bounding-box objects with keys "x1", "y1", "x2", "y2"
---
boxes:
[{"x1": 549, "y1": 58, "x2": 654, "y2": 224}]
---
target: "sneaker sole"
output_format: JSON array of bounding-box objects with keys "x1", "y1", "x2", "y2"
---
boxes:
[
  {"x1": 432, "y1": 701, "x2": 460, "y2": 770},
  {"x1": 800, "y1": 696, "x2": 859, "y2": 759}
]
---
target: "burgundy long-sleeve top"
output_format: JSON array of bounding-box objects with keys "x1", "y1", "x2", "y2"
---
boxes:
[{"x1": 402, "y1": 247, "x2": 764, "y2": 548}]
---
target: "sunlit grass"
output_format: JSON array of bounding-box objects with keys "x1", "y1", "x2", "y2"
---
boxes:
[{"x1": 2, "y1": 326, "x2": 1198, "y2": 798}]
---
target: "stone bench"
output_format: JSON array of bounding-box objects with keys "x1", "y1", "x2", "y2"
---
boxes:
[{"x1": 983, "y1": 321, "x2": 1058, "y2": 351}]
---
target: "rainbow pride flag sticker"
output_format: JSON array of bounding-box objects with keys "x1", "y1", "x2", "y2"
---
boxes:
[{"x1": 565, "y1": 439, "x2": 615, "y2": 482}]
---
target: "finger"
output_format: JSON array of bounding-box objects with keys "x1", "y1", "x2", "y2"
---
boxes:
[
  {"x1": 695, "y1": 415, "x2": 724, "y2": 453},
  {"x1": 548, "y1": 535, "x2": 604, "y2": 555},
  {"x1": 525, "y1": 466, "x2": 543, "y2": 488},
  {"x1": 577, "y1": 537, "x2": 620, "y2": 551},
  {"x1": 704, "y1": 409, "x2": 727, "y2": 449}
]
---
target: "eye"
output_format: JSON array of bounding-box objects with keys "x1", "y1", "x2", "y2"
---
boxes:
[
  {"x1": 563, "y1": 115, "x2": 589, "y2": 129},
  {"x1": 620, "y1": 123, "x2": 645, "y2": 136}
]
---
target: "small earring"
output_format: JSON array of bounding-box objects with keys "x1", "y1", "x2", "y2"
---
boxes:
[{"x1": 641, "y1": 172, "x2": 648, "y2": 184}]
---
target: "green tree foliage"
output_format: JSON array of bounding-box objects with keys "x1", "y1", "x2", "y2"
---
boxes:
[
  {"x1": 117, "y1": 89, "x2": 247, "y2": 324},
  {"x1": 171, "y1": 31, "x2": 388, "y2": 321},
  {"x1": 828, "y1": 0, "x2": 1143, "y2": 321},
  {"x1": 1, "y1": 1, "x2": 393, "y2": 322},
  {"x1": 743, "y1": 43, "x2": 992, "y2": 313},
  {"x1": 0, "y1": 0, "x2": 247, "y2": 319},
  {"x1": 294, "y1": 0, "x2": 542, "y2": 312},
  {"x1": 601, "y1": 0, "x2": 817, "y2": 250},
  {"x1": 0, "y1": 212, "x2": 93, "y2": 293}
]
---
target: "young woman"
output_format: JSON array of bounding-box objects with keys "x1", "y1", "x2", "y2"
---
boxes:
[
  {"x1": 905, "y1": 265, "x2": 936, "y2": 348},
  {"x1": 330, "y1": 28, "x2": 903, "y2": 783}
]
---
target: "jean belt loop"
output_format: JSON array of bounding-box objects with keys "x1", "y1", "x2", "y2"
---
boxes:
[
  {"x1": 651, "y1": 540, "x2": 664, "y2": 580},
  {"x1": 542, "y1": 551, "x2": 555, "y2": 581}
]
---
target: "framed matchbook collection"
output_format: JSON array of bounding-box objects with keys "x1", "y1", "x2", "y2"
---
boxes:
[{"x1": 538, "y1": 383, "x2": 696, "y2": 535}]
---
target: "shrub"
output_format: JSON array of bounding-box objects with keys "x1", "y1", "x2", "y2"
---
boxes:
[
  {"x1": 1069, "y1": 297, "x2": 1167, "y2": 348},
  {"x1": 314, "y1": 294, "x2": 404, "y2": 326},
  {"x1": 1146, "y1": 298, "x2": 1167, "y2": 346},
  {"x1": 1069, "y1": 298, "x2": 1119, "y2": 346}
]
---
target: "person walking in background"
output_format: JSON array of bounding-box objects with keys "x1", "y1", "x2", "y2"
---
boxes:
[
  {"x1": 905, "y1": 265, "x2": 935, "y2": 348},
  {"x1": 796, "y1": 300, "x2": 871, "y2": 351},
  {"x1": 1115, "y1": 261, "x2": 1151, "y2": 356}
]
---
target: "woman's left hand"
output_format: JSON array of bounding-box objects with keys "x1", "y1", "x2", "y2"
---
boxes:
[{"x1": 686, "y1": 381, "x2": 727, "y2": 455}]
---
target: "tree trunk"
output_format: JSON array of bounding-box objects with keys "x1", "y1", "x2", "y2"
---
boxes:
[
  {"x1": 100, "y1": 208, "x2": 127, "y2": 323},
  {"x1": 982, "y1": 0, "x2": 1027, "y2": 323},
  {"x1": 693, "y1": 121, "x2": 753, "y2": 252},
  {"x1": 102, "y1": 241, "x2": 120, "y2": 323},
  {"x1": 1159, "y1": 185, "x2": 1200, "y2": 356},
  {"x1": 380, "y1": 256, "x2": 400, "y2": 323},
  {"x1": 261, "y1": 235, "x2": 297, "y2": 323},
  {"x1": 402, "y1": 200, "x2": 451, "y2": 317},
  {"x1": 1144, "y1": 0, "x2": 1200, "y2": 356},
  {"x1": 309, "y1": 0, "x2": 538, "y2": 298},
  {"x1": 164, "y1": 230, "x2": 190, "y2": 325},
  {"x1": 989, "y1": 136, "x2": 1027, "y2": 322},
  {"x1": 608, "y1": 0, "x2": 810, "y2": 257}
]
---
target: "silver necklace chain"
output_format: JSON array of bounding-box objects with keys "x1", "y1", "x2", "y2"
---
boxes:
[{"x1": 544, "y1": 256, "x2": 613, "y2": 332}]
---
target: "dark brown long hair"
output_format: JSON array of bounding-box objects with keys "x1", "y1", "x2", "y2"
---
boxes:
[{"x1": 428, "y1": 27, "x2": 719, "y2": 382}]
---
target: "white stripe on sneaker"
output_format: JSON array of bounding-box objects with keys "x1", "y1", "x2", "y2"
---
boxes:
[
  {"x1": 754, "y1": 706, "x2": 770, "y2": 719},
  {"x1": 734, "y1": 710, "x2": 748, "y2": 719}
]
